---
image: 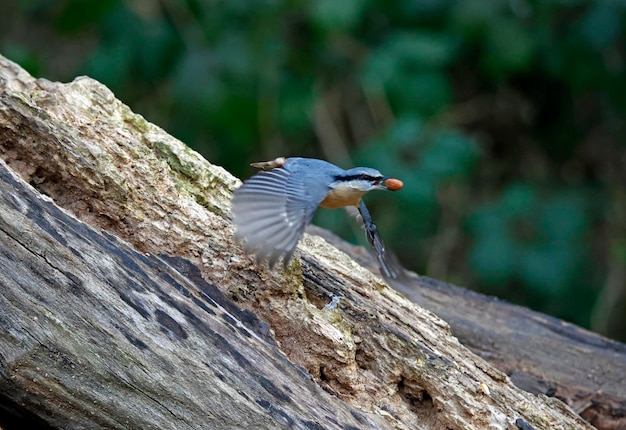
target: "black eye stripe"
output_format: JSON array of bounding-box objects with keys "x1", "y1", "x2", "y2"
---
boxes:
[{"x1": 335, "y1": 174, "x2": 382, "y2": 182}]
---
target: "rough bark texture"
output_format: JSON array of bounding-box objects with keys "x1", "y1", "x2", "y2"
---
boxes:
[
  {"x1": 0, "y1": 159, "x2": 386, "y2": 429},
  {"x1": 319, "y1": 229, "x2": 626, "y2": 430},
  {"x1": 0, "y1": 53, "x2": 621, "y2": 429}
]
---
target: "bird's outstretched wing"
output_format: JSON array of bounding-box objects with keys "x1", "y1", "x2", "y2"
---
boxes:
[
  {"x1": 357, "y1": 200, "x2": 405, "y2": 280},
  {"x1": 231, "y1": 166, "x2": 327, "y2": 268}
]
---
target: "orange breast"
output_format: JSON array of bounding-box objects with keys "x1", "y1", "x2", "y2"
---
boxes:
[{"x1": 319, "y1": 187, "x2": 365, "y2": 208}]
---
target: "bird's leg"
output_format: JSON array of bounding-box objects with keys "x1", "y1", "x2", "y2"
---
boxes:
[{"x1": 357, "y1": 200, "x2": 403, "y2": 280}]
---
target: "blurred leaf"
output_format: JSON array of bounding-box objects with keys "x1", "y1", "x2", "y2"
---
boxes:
[
  {"x1": 362, "y1": 30, "x2": 457, "y2": 115},
  {"x1": 468, "y1": 184, "x2": 592, "y2": 297},
  {"x1": 420, "y1": 131, "x2": 478, "y2": 179},
  {"x1": 385, "y1": 31, "x2": 458, "y2": 69},
  {"x1": 361, "y1": 49, "x2": 399, "y2": 90},
  {"x1": 134, "y1": 20, "x2": 181, "y2": 82},
  {"x1": 84, "y1": 6, "x2": 180, "y2": 90},
  {"x1": 170, "y1": 49, "x2": 224, "y2": 108},
  {"x1": 520, "y1": 246, "x2": 574, "y2": 295},
  {"x1": 500, "y1": 183, "x2": 536, "y2": 216},
  {"x1": 387, "y1": 116, "x2": 423, "y2": 150},
  {"x1": 396, "y1": 0, "x2": 450, "y2": 19},
  {"x1": 361, "y1": 31, "x2": 457, "y2": 108},
  {"x1": 468, "y1": 209, "x2": 517, "y2": 288},
  {"x1": 2, "y1": 45, "x2": 42, "y2": 76},
  {"x1": 355, "y1": 117, "x2": 423, "y2": 168},
  {"x1": 53, "y1": 0, "x2": 120, "y2": 32},
  {"x1": 387, "y1": 71, "x2": 451, "y2": 114},
  {"x1": 483, "y1": 18, "x2": 535, "y2": 76},
  {"x1": 540, "y1": 193, "x2": 588, "y2": 241},
  {"x1": 580, "y1": 3, "x2": 622, "y2": 49},
  {"x1": 452, "y1": 0, "x2": 506, "y2": 37},
  {"x1": 276, "y1": 77, "x2": 315, "y2": 135},
  {"x1": 84, "y1": 42, "x2": 133, "y2": 91},
  {"x1": 213, "y1": 31, "x2": 254, "y2": 78},
  {"x1": 312, "y1": 0, "x2": 366, "y2": 30}
]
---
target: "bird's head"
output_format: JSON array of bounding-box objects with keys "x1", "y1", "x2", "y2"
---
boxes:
[{"x1": 334, "y1": 167, "x2": 404, "y2": 192}]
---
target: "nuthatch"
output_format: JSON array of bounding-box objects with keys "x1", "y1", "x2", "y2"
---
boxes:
[{"x1": 231, "y1": 157, "x2": 404, "y2": 278}]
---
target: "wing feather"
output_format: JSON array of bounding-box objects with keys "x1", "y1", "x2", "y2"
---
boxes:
[{"x1": 231, "y1": 165, "x2": 329, "y2": 268}]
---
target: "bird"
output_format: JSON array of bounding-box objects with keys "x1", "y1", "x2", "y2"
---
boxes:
[{"x1": 231, "y1": 156, "x2": 404, "y2": 279}]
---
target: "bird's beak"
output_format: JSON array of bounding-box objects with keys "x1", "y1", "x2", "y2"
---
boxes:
[{"x1": 381, "y1": 177, "x2": 404, "y2": 191}]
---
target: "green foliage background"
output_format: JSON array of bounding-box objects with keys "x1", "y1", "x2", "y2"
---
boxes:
[{"x1": 2, "y1": 0, "x2": 624, "y2": 341}]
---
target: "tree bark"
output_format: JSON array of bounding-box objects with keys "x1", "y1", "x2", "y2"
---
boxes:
[
  {"x1": 0, "y1": 53, "x2": 620, "y2": 429},
  {"x1": 317, "y1": 228, "x2": 626, "y2": 430}
]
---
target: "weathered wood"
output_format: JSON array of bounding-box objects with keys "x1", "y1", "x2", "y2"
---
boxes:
[
  {"x1": 0, "y1": 53, "x2": 608, "y2": 429},
  {"x1": 316, "y1": 228, "x2": 626, "y2": 430},
  {"x1": 412, "y1": 278, "x2": 626, "y2": 430},
  {"x1": 0, "y1": 158, "x2": 387, "y2": 429}
]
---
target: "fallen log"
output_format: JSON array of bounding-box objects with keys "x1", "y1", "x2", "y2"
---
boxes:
[{"x1": 0, "y1": 53, "x2": 621, "y2": 429}]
